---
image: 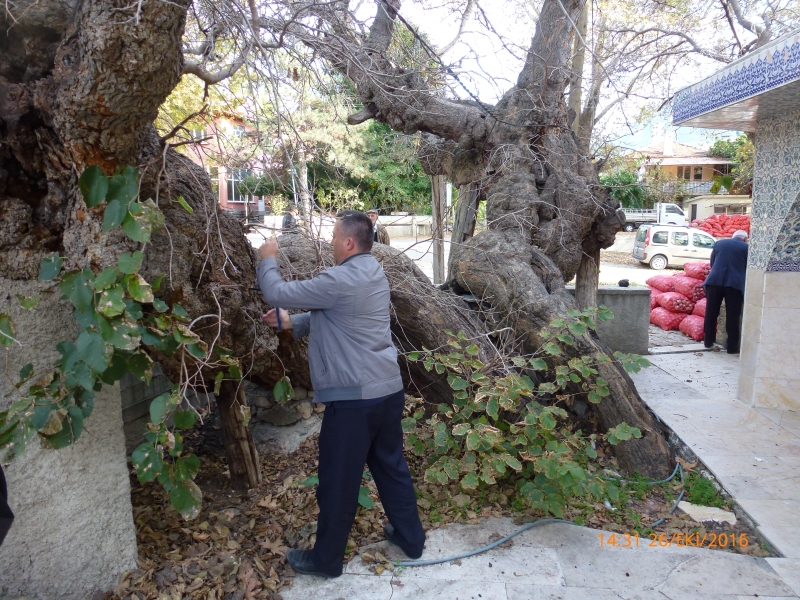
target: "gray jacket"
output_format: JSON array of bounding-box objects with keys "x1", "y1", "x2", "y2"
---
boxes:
[{"x1": 257, "y1": 252, "x2": 403, "y2": 402}]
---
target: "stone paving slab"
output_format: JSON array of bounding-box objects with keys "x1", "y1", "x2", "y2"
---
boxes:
[{"x1": 282, "y1": 521, "x2": 797, "y2": 599}]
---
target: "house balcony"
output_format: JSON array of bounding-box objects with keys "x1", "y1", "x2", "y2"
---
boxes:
[{"x1": 658, "y1": 181, "x2": 723, "y2": 196}]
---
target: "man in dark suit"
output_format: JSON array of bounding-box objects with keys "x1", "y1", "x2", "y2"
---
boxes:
[{"x1": 704, "y1": 230, "x2": 749, "y2": 354}]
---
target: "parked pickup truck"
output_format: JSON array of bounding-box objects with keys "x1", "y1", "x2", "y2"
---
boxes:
[{"x1": 620, "y1": 203, "x2": 689, "y2": 232}]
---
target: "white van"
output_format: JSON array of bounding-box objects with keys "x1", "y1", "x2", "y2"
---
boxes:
[{"x1": 632, "y1": 224, "x2": 715, "y2": 270}]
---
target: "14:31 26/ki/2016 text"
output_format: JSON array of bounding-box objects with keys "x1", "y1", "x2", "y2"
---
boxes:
[{"x1": 598, "y1": 533, "x2": 749, "y2": 548}]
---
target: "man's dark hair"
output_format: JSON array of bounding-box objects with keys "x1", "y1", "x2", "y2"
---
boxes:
[{"x1": 336, "y1": 210, "x2": 374, "y2": 251}]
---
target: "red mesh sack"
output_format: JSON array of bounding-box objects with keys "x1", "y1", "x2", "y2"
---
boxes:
[
  {"x1": 672, "y1": 276, "x2": 706, "y2": 302},
  {"x1": 648, "y1": 286, "x2": 665, "y2": 309},
  {"x1": 650, "y1": 307, "x2": 688, "y2": 330},
  {"x1": 692, "y1": 298, "x2": 706, "y2": 317},
  {"x1": 679, "y1": 315, "x2": 705, "y2": 341},
  {"x1": 684, "y1": 262, "x2": 711, "y2": 280},
  {"x1": 646, "y1": 275, "x2": 675, "y2": 292},
  {"x1": 656, "y1": 292, "x2": 695, "y2": 313}
]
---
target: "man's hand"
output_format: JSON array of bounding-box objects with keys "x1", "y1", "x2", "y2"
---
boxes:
[
  {"x1": 259, "y1": 238, "x2": 279, "y2": 260},
  {"x1": 262, "y1": 308, "x2": 293, "y2": 330}
]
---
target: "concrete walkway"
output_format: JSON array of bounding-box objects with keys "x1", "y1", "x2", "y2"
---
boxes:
[{"x1": 282, "y1": 348, "x2": 800, "y2": 599}]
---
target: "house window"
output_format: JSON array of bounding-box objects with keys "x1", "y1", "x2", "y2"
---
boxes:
[
  {"x1": 715, "y1": 164, "x2": 732, "y2": 176},
  {"x1": 227, "y1": 168, "x2": 252, "y2": 203},
  {"x1": 693, "y1": 166, "x2": 703, "y2": 180},
  {"x1": 678, "y1": 166, "x2": 691, "y2": 180},
  {"x1": 233, "y1": 125, "x2": 245, "y2": 139},
  {"x1": 191, "y1": 128, "x2": 207, "y2": 141}
]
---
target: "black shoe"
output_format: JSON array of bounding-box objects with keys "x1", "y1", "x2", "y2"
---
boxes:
[
  {"x1": 286, "y1": 549, "x2": 336, "y2": 578},
  {"x1": 384, "y1": 524, "x2": 423, "y2": 559}
]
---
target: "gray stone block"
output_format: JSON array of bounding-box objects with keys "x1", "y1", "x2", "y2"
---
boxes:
[
  {"x1": 566, "y1": 286, "x2": 650, "y2": 355},
  {"x1": 0, "y1": 278, "x2": 137, "y2": 599}
]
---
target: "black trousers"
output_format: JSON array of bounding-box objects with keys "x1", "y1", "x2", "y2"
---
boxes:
[
  {"x1": 0, "y1": 463, "x2": 13, "y2": 547},
  {"x1": 311, "y1": 390, "x2": 425, "y2": 576},
  {"x1": 704, "y1": 284, "x2": 744, "y2": 353}
]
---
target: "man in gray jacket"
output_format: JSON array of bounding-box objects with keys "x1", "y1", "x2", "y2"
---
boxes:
[{"x1": 257, "y1": 210, "x2": 425, "y2": 577}]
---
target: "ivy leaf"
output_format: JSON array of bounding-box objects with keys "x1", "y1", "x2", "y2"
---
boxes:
[
  {"x1": 118, "y1": 251, "x2": 143, "y2": 274},
  {"x1": 447, "y1": 374, "x2": 468, "y2": 391},
  {"x1": 401, "y1": 417, "x2": 417, "y2": 433},
  {"x1": 125, "y1": 274, "x2": 154, "y2": 303},
  {"x1": 543, "y1": 342, "x2": 561, "y2": 356},
  {"x1": 529, "y1": 357, "x2": 547, "y2": 370},
  {"x1": 16, "y1": 294, "x2": 41, "y2": 309},
  {"x1": 539, "y1": 412, "x2": 557, "y2": 430},
  {"x1": 78, "y1": 165, "x2": 108, "y2": 207},
  {"x1": 300, "y1": 475, "x2": 319, "y2": 486},
  {"x1": 460, "y1": 472, "x2": 479, "y2": 490},
  {"x1": 214, "y1": 371, "x2": 224, "y2": 396},
  {"x1": 60, "y1": 270, "x2": 94, "y2": 311},
  {"x1": 93, "y1": 267, "x2": 120, "y2": 291},
  {"x1": 568, "y1": 321, "x2": 587, "y2": 336},
  {"x1": 174, "y1": 409, "x2": 197, "y2": 430},
  {"x1": 97, "y1": 286, "x2": 126, "y2": 317},
  {"x1": 452, "y1": 423, "x2": 471, "y2": 436},
  {"x1": 273, "y1": 377, "x2": 293, "y2": 404},
  {"x1": 100, "y1": 353, "x2": 129, "y2": 385},
  {"x1": 38, "y1": 255, "x2": 64, "y2": 280},
  {"x1": 152, "y1": 298, "x2": 169, "y2": 313},
  {"x1": 122, "y1": 208, "x2": 153, "y2": 243},
  {"x1": 486, "y1": 397, "x2": 499, "y2": 420},
  {"x1": 132, "y1": 443, "x2": 163, "y2": 483},
  {"x1": 149, "y1": 392, "x2": 170, "y2": 424},
  {"x1": 76, "y1": 330, "x2": 112, "y2": 373},
  {"x1": 141, "y1": 198, "x2": 165, "y2": 231},
  {"x1": 106, "y1": 166, "x2": 138, "y2": 205},
  {"x1": 357, "y1": 487, "x2": 375, "y2": 509},
  {"x1": 102, "y1": 199, "x2": 128, "y2": 232},
  {"x1": 407, "y1": 351, "x2": 420, "y2": 361},
  {"x1": 175, "y1": 454, "x2": 200, "y2": 481},
  {"x1": 465, "y1": 344, "x2": 480, "y2": 356},
  {"x1": 172, "y1": 304, "x2": 190, "y2": 320},
  {"x1": 466, "y1": 430, "x2": 480, "y2": 451},
  {"x1": 0, "y1": 314, "x2": 16, "y2": 348},
  {"x1": 19, "y1": 363, "x2": 34, "y2": 382},
  {"x1": 128, "y1": 351, "x2": 154, "y2": 382}
]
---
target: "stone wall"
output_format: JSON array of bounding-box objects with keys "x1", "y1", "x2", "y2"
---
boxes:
[{"x1": 0, "y1": 278, "x2": 138, "y2": 599}]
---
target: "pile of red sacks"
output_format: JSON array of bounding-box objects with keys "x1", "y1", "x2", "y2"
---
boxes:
[
  {"x1": 690, "y1": 213, "x2": 750, "y2": 238},
  {"x1": 647, "y1": 261, "x2": 711, "y2": 341}
]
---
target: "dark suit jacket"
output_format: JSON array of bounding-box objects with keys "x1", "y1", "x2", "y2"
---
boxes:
[{"x1": 704, "y1": 238, "x2": 749, "y2": 293}]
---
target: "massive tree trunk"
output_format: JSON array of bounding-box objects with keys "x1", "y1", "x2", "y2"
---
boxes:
[
  {"x1": 1, "y1": 0, "x2": 671, "y2": 483},
  {"x1": 431, "y1": 175, "x2": 447, "y2": 285}
]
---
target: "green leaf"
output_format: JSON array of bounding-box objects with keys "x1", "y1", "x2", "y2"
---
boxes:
[
  {"x1": 407, "y1": 351, "x2": 420, "y2": 361},
  {"x1": 460, "y1": 472, "x2": 479, "y2": 490},
  {"x1": 122, "y1": 209, "x2": 152, "y2": 242},
  {"x1": 587, "y1": 391, "x2": 602, "y2": 404},
  {"x1": 175, "y1": 195, "x2": 194, "y2": 214},
  {"x1": 19, "y1": 363, "x2": 33, "y2": 381},
  {"x1": 128, "y1": 352, "x2": 154, "y2": 382},
  {"x1": 118, "y1": 251, "x2": 144, "y2": 274},
  {"x1": 172, "y1": 304, "x2": 189, "y2": 320},
  {"x1": 568, "y1": 321, "x2": 587, "y2": 336},
  {"x1": 60, "y1": 270, "x2": 94, "y2": 311},
  {"x1": 141, "y1": 198, "x2": 165, "y2": 231},
  {"x1": 16, "y1": 294, "x2": 41, "y2": 309},
  {"x1": 466, "y1": 430, "x2": 480, "y2": 451},
  {"x1": 539, "y1": 412, "x2": 557, "y2": 430},
  {"x1": 503, "y1": 454, "x2": 523, "y2": 471},
  {"x1": 101, "y1": 319, "x2": 141, "y2": 350},
  {"x1": 68, "y1": 362, "x2": 96, "y2": 391},
  {"x1": 38, "y1": 255, "x2": 63, "y2": 280},
  {"x1": 76, "y1": 330, "x2": 112, "y2": 373},
  {"x1": 452, "y1": 423, "x2": 471, "y2": 436},
  {"x1": 125, "y1": 274, "x2": 154, "y2": 303},
  {"x1": 300, "y1": 475, "x2": 319, "y2": 486},
  {"x1": 0, "y1": 314, "x2": 16, "y2": 348},
  {"x1": 106, "y1": 166, "x2": 138, "y2": 204},
  {"x1": 273, "y1": 377, "x2": 293, "y2": 404},
  {"x1": 102, "y1": 199, "x2": 128, "y2": 232},
  {"x1": 529, "y1": 357, "x2": 547, "y2": 370},
  {"x1": 152, "y1": 298, "x2": 169, "y2": 313},
  {"x1": 78, "y1": 166, "x2": 108, "y2": 207},
  {"x1": 151, "y1": 275, "x2": 165, "y2": 292},
  {"x1": 401, "y1": 417, "x2": 417, "y2": 433},
  {"x1": 447, "y1": 374, "x2": 468, "y2": 391},
  {"x1": 94, "y1": 267, "x2": 120, "y2": 291},
  {"x1": 214, "y1": 371, "x2": 224, "y2": 396},
  {"x1": 169, "y1": 481, "x2": 202, "y2": 520},
  {"x1": 720, "y1": 174, "x2": 734, "y2": 191},
  {"x1": 555, "y1": 334, "x2": 574, "y2": 346},
  {"x1": 465, "y1": 344, "x2": 480, "y2": 356},
  {"x1": 487, "y1": 397, "x2": 499, "y2": 420},
  {"x1": 100, "y1": 353, "x2": 129, "y2": 385},
  {"x1": 96, "y1": 286, "x2": 125, "y2": 317},
  {"x1": 357, "y1": 487, "x2": 375, "y2": 509},
  {"x1": 543, "y1": 342, "x2": 561, "y2": 356},
  {"x1": 174, "y1": 409, "x2": 197, "y2": 430},
  {"x1": 175, "y1": 454, "x2": 200, "y2": 481},
  {"x1": 150, "y1": 392, "x2": 170, "y2": 424}
]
